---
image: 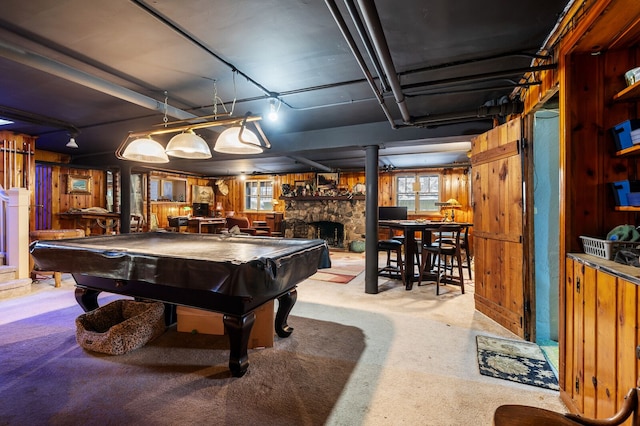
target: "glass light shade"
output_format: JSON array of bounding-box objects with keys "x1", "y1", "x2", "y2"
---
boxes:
[
  {"x1": 165, "y1": 131, "x2": 212, "y2": 159},
  {"x1": 214, "y1": 126, "x2": 263, "y2": 154},
  {"x1": 122, "y1": 137, "x2": 169, "y2": 163}
]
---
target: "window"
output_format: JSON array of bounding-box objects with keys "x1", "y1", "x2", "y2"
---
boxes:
[
  {"x1": 149, "y1": 177, "x2": 186, "y2": 202},
  {"x1": 397, "y1": 174, "x2": 439, "y2": 213},
  {"x1": 245, "y1": 180, "x2": 273, "y2": 212}
]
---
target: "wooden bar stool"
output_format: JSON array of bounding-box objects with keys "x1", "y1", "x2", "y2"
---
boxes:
[
  {"x1": 377, "y1": 239, "x2": 405, "y2": 284},
  {"x1": 418, "y1": 224, "x2": 464, "y2": 295}
]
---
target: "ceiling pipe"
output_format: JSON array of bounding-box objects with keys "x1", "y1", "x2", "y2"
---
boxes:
[
  {"x1": 0, "y1": 104, "x2": 79, "y2": 135},
  {"x1": 355, "y1": 0, "x2": 412, "y2": 124},
  {"x1": 342, "y1": 0, "x2": 389, "y2": 93},
  {"x1": 398, "y1": 49, "x2": 552, "y2": 78},
  {"x1": 0, "y1": 40, "x2": 197, "y2": 121},
  {"x1": 324, "y1": 0, "x2": 397, "y2": 129},
  {"x1": 131, "y1": 0, "x2": 282, "y2": 105},
  {"x1": 288, "y1": 155, "x2": 334, "y2": 172},
  {"x1": 401, "y1": 64, "x2": 558, "y2": 91},
  {"x1": 411, "y1": 101, "x2": 524, "y2": 126}
]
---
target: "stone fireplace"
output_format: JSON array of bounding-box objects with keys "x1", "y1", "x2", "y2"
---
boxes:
[{"x1": 281, "y1": 197, "x2": 365, "y2": 249}]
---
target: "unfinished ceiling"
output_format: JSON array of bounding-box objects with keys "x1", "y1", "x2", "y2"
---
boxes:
[{"x1": 0, "y1": 0, "x2": 569, "y2": 176}]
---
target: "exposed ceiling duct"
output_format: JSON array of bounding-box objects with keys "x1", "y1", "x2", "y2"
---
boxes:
[{"x1": 0, "y1": 40, "x2": 197, "y2": 121}]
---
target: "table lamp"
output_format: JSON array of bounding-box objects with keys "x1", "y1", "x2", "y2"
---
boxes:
[
  {"x1": 435, "y1": 198, "x2": 462, "y2": 221},
  {"x1": 215, "y1": 202, "x2": 224, "y2": 217}
]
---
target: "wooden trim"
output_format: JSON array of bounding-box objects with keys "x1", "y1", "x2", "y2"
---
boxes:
[
  {"x1": 470, "y1": 140, "x2": 519, "y2": 166},
  {"x1": 522, "y1": 114, "x2": 535, "y2": 341}
]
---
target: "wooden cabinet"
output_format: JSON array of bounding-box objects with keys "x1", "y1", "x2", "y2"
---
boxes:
[{"x1": 563, "y1": 256, "x2": 639, "y2": 422}]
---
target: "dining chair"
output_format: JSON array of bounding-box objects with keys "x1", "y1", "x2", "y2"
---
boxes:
[
  {"x1": 418, "y1": 224, "x2": 464, "y2": 295},
  {"x1": 130, "y1": 214, "x2": 144, "y2": 232}
]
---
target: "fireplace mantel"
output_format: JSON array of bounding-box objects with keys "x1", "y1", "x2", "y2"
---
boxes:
[{"x1": 279, "y1": 195, "x2": 365, "y2": 201}]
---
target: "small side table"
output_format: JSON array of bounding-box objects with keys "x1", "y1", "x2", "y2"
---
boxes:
[{"x1": 29, "y1": 229, "x2": 86, "y2": 287}]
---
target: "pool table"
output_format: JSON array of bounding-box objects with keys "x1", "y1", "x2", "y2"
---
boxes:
[{"x1": 30, "y1": 232, "x2": 331, "y2": 377}]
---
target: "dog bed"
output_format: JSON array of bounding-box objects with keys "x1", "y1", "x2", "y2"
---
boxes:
[{"x1": 76, "y1": 300, "x2": 165, "y2": 355}]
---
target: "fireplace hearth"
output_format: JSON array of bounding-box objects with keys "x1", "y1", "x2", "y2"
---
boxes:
[
  {"x1": 310, "y1": 221, "x2": 344, "y2": 248},
  {"x1": 281, "y1": 197, "x2": 365, "y2": 249}
]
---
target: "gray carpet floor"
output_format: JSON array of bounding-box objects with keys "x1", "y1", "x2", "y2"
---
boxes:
[{"x1": 0, "y1": 251, "x2": 567, "y2": 425}]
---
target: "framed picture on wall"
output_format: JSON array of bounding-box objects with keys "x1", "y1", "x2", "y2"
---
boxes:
[
  {"x1": 67, "y1": 175, "x2": 92, "y2": 194},
  {"x1": 294, "y1": 180, "x2": 307, "y2": 196},
  {"x1": 316, "y1": 172, "x2": 339, "y2": 190},
  {"x1": 193, "y1": 185, "x2": 214, "y2": 204}
]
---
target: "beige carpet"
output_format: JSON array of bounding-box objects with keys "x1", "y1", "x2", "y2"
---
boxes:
[
  {"x1": 0, "y1": 251, "x2": 568, "y2": 425},
  {"x1": 0, "y1": 304, "x2": 364, "y2": 425}
]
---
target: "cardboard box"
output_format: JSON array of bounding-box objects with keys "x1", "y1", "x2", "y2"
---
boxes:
[{"x1": 176, "y1": 300, "x2": 275, "y2": 348}]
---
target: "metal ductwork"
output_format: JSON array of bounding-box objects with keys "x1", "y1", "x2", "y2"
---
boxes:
[{"x1": 0, "y1": 40, "x2": 197, "y2": 121}]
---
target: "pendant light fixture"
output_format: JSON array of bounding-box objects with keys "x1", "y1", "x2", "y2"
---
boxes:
[
  {"x1": 165, "y1": 130, "x2": 212, "y2": 159},
  {"x1": 213, "y1": 112, "x2": 268, "y2": 154},
  {"x1": 66, "y1": 136, "x2": 79, "y2": 148},
  {"x1": 121, "y1": 136, "x2": 169, "y2": 163},
  {"x1": 214, "y1": 126, "x2": 263, "y2": 154},
  {"x1": 116, "y1": 112, "x2": 271, "y2": 163}
]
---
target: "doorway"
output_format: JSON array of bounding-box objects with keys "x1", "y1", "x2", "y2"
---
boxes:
[{"x1": 532, "y1": 106, "x2": 560, "y2": 364}]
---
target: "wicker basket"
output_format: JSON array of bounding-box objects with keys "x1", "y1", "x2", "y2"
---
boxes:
[{"x1": 580, "y1": 236, "x2": 638, "y2": 260}]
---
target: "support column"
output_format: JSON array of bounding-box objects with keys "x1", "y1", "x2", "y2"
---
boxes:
[
  {"x1": 119, "y1": 165, "x2": 132, "y2": 233},
  {"x1": 364, "y1": 144, "x2": 379, "y2": 294},
  {"x1": 7, "y1": 188, "x2": 30, "y2": 279}
]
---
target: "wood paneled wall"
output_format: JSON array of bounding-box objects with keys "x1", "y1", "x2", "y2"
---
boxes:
[
  {"x1": 0, "y1": 132, "x2": 472, "y2": 234},
  {"x1": 1, "y1": 132, "x2": 36, "y2": 229},
  {"x1": 212, "y1": 168, "x2": 470, "y2": 224}
]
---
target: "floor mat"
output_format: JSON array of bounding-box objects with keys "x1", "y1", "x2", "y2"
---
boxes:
[
  {"x1": 310, "y1": 271, "x2": 359, "y2": 284},
  {"x1": 476, "y1": 335, "x2": 559, "y2": 391}
]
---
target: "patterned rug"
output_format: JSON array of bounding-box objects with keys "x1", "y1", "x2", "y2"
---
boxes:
[
  {"x1": 476, "y1": 335, "x2": 559, "y2": 391},
  {"x1": 309, "y1": 252, "x2": 365, "y2": 284}
]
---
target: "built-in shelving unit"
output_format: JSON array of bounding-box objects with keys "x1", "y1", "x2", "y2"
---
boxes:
[{"x1": 613, "y1": 83, "x2": 640, "y2": 209}]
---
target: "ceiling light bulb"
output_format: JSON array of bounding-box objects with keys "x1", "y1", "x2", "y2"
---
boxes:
[
  {"x1": 214, "y1": 126, "x2": 263, "y2": 154},
  {"x1": 66, "y1": 137, "x2": 79, "y2": 149},
  {"x1": 122, "y1": 137, "x2": 169, "y2": 163},
  {"x1": 268, "y1": 99, "x2": 278, "y2": 121}
]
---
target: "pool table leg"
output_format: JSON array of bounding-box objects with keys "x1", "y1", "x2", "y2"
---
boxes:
[
  {"x1": 74, "y1": 287, "x2": 101, "y2": 311},
  {"x1": 275, "y1": 288, "x2": 297, "y2": 338},
  {"x1": 223, "y1": 312, "x2": 256, "y2": 377}
]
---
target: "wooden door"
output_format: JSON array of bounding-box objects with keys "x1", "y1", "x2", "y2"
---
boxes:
[{"x1": 471, "y1": 118, "x2": 528, "y2": 338}]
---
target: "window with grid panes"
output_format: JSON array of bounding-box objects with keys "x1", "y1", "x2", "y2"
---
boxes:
[
  {"x1": 396, "y1": 174, "x2": 439, "y2": 213},
  {"x1": 244, "y1": 180, "x2": 273, "y2": 212}
]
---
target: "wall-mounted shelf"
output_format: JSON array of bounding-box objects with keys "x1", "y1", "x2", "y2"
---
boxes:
[
  {"x1": 613, "y1": 80, "x2": 640, "y2": 102},
  {"x1": 615, "y1": 144, "x2": 640, "y2": 156}
]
